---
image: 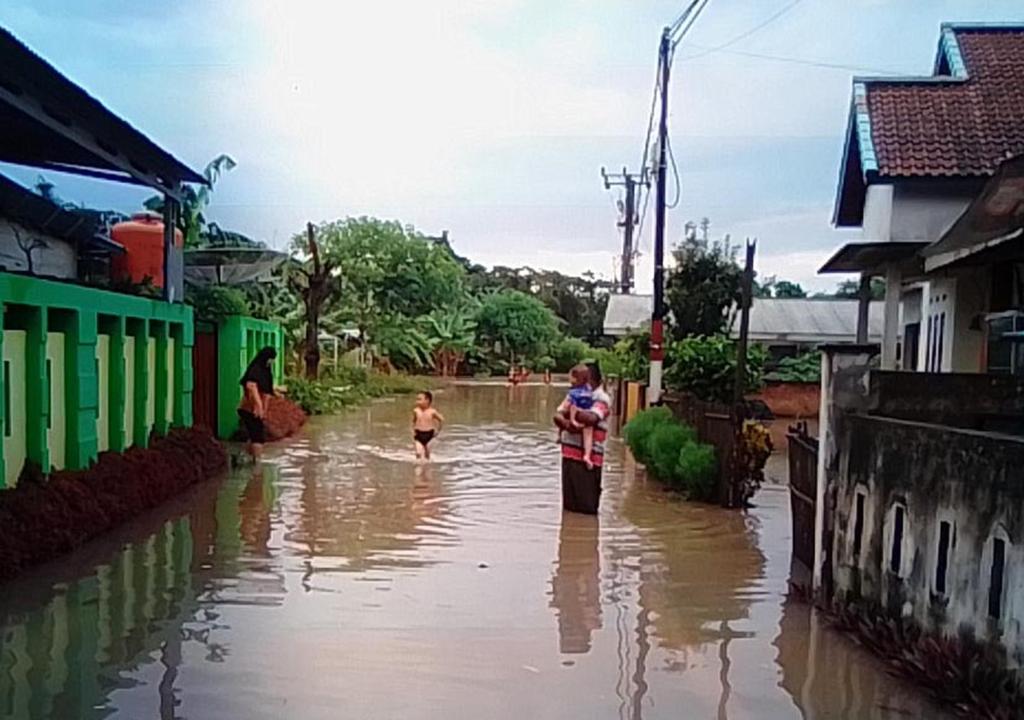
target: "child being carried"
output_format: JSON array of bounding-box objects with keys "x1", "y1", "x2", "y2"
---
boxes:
[{"x1": 560, "y1": 364, "x2": 596, "y2": 469}]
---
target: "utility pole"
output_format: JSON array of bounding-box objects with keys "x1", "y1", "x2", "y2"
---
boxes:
[
  {"x1": 648, "y1": 27, "x2": 672, "y2": 406},
  {"x1": 733, "y1": 239, "x2": 756, "y2": 407},
  {"x1": 602, "y1": 166, "x2": 647, "y2": 294}
]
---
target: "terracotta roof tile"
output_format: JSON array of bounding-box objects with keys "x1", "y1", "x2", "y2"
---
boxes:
[{"x1": 866, "y1": 28, "x2": 1024, "y2": 178}]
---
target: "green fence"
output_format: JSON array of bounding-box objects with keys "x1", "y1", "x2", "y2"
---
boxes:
[
  {"x1": 0, "y1": 272, "x2": 194, "y2": 488},
  {"x1": 216, "y1": 315, "x2": 284, "y2": 439}
]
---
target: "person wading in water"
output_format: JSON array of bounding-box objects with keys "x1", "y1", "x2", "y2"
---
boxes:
[
  {"x1": 238, "y1": 346, "x2": 277, "y2": 461},
  {"x1": 553, "y1": 361, "x2": 611, "y2": 514}
]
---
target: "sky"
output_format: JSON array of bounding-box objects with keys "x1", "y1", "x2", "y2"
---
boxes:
[{"x1": 1, "y1": 0, "x2": 1021, "y2": 293}]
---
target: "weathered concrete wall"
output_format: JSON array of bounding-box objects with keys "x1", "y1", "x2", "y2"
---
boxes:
[
  {"x1": 831, "y1": 412, "x2": 1024, "y2": 667},
  {"x1": 0, "y1": 221, "x2": 76, "y2": 279},
  {"x1": 869, "y1": 371, "x2": 1024, "y2": 434}
]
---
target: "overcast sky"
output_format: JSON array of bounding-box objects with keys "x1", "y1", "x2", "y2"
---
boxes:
[{"x1": 1, "y1": 1, "x2": 1021, "y2": 292}]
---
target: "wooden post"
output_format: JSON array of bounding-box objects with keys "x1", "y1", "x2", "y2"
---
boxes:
[
  {"x1": 856, "y1": 273, "x2": 872, "y2": 344},
  {"x1": 733, "y1": 240, "x2": 755, "y2": 406}
]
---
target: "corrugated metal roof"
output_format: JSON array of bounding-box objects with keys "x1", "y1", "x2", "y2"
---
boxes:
[
  {"x1": 0, "y1": 27, "x2": 205, "y2": 192},
  {"x1": 604, "y1": 294, "x2": 652, "y2": 336},
  {"x1": 603, "y1": 295, "x2": 887, "y2": 343},
  {"x1": 0, "y1": 171, "x2": 115, "y2": 249},
  {"x1": 734, "y1": 298, "x2": 886, "y2": 343}
]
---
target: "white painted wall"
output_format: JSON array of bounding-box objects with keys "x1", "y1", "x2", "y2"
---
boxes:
[
  {"x1": 890, "y1": 185, "x2": 972, "y2": 243},
  {"x1": 950, "y1": 266, "x2": 989, "y2": 373},
  {"x1": 0, "y1": 220, "x2": 76, "y2": 279},
  {"x1": 861, "y1": 184, "x2": 894, "y2": 242},
  {"x1": 861, "y1": 180, "x2": 981, "y2": 374}
]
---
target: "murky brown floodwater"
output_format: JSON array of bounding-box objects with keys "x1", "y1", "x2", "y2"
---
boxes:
[{"x1": 0, "y1": 383, "x2": 955, "y2": 719}]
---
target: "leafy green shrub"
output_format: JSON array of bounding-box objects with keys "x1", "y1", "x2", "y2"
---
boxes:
[
  {"x1": 284, "y1": 371, "x2": 419, "y2": 414},
  {"x1": 765, "y1": 351, "x2": 821, "y2": 383},
  {"x1": 647, "y1": 421, "x2": 696, "y2": 481},
  {"x1": 534, "y1": 355, "x2": 556, "y2": 372},
  {"x1": 623, "y1": 406, "x2": 716, "y2": 501},
  {"x1": 677, "y1": 441, "x2": 717, "y2": 499},
  {"x1": 550, "y1": 336, "x2": 592, "y2": 372},
  {"x1": 187, "y1": 285, "x2": 250, "y2": 322},
  {"x1": 365, "y1": 373, "x2": 419, "y2": 397},
  {"x1": 284, "y1": 376, "x2": 341, "y2": 414},
  {"x1": 664, "y1": 334, "x2": 765, "y2": 403},
  {"x1": 623, "y1": 407, "x2": 675, "y2": 465}
]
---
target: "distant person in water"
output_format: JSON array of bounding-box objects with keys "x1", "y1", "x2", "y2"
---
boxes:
[
  {"x1": 412, "y1": 391, "x2": 445, "y2": 461},
  {"x1": 238, "y1": 346, "x2": 277, "y2": 461},
  {"x1": 558, "y1": 365, "x2": 596, "y2": 468}
]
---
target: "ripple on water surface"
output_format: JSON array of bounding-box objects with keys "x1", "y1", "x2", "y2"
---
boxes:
[{"x1": 0, "y1": 384, "x2": 959, "y2": 720}]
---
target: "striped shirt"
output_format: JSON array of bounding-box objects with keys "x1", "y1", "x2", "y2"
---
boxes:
[{"x1": 560, "y1": 388, "x2": 612, "y2": 467}]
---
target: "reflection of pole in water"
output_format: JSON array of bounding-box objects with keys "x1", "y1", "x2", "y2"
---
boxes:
[
  {"x1": 717, "y1": 621, "x2": 733, "y2": 720},
  {"x1": 631, "y1": 606, "x2": 651, "y2": 720}
]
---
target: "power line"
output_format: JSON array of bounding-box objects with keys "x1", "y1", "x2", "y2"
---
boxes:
[
  {"x1": 679, "y1": 0, "x2": 803, "y2": 61},
  {"x1": 665, "y1": 133, "x2": 681, "y2": 210},
  {"x1": 681, "y1": 44, "x2": 907, "y2": 75},
  {"x1": 671, "y1": 0, "x2": 712, "y2": 49},
  {"x1": 668, "y1": 0, "x2": 709, "y2": 38}
]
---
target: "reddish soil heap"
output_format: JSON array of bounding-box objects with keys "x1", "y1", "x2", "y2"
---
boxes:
[
  {"x1": 0, "y1": 427, "x2": 227, "y2": 584},
  {"x1": 263, "y1": 395, "x2": 307, "y2": 441}
]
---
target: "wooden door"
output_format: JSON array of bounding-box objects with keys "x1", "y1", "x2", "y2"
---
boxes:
[{"x1": 192, "y1": 329, "x2": 218, "y2": 431}]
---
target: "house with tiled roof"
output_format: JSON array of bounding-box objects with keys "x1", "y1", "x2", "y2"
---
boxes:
[
  {"x1": 798, "y1": 25, "x2": 1024, "y2": 688},
  {"x1": 823, "y1": 23, "x2": 1024, "y2": 375}
]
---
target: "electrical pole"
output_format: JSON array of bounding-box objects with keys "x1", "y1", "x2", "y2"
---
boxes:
[
  {"x1": 648, "y1": 27, "x2": 672, "y2": 406},
  {"x1": 602, "y1": 166, "x2": 647, "y2": 294}
]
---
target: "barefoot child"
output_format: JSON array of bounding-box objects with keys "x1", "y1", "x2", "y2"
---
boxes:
[
  {"x1": 412, "y1": 391, "x2": 445, "y2": 460},
  {"x1": 561, "y1": 365, "x2": 596, "y2": 469}
]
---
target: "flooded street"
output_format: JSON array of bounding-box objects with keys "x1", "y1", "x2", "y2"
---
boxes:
[{"x1": 0, "y1": 383, "x2": 955, "y2": 719}]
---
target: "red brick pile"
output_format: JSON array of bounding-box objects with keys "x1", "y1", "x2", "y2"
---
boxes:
[
  {"x1": 263, "y1": 394, "x2": 307, "y2": 441},
  {"x1": 0, "y1": 427, "x2": 227, "y2": 584}
]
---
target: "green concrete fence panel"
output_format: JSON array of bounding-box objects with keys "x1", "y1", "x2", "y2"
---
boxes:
[
  {"x1": 215, "y1": 315, "x2": 285, "y2": 439},
  {"x1": 2, "y1": 329, "x2": 27, "y2": 487},
  {"x1": 0, "y1": 272, "x2": 194, "y2": 487}
]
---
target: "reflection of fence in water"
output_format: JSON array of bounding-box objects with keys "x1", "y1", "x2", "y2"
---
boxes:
[
  {"x1": 0, "y1": 517, "x2": 196, "y2": 719},
  {"x1": 0, "y1": 469, "x2": 280, "y2": 719}
]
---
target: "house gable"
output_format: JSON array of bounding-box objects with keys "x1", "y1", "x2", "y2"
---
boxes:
[{"x1": 834, "y1": 24, "x2": 1024, "y2": 228}]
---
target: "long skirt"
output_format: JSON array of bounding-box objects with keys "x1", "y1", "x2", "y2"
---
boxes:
[{"x1": 561, "y1": 457, "x2": 602, "y2": 515}]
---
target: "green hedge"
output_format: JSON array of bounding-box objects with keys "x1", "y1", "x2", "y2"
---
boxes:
[
  {"x1": 285, "y1": 370, "x2": 419, "y2": 415},
  {"x1": 623, "y1": 407, "x2": 717, "y2": 500}
]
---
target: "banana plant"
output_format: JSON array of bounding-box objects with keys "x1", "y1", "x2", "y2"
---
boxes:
[{"x1": 421, "y1": 305, "x2": 477, "y2": 377}]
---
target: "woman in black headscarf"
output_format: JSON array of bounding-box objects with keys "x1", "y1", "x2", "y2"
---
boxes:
[{"x1": 238, "y1": 346, "x2": 277, "y2": 460}]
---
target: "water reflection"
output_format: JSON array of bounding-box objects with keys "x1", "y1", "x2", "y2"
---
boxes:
[
  {"x1": 774, "y1": 600, "x2": 948, "y2": 719},
  {"x1": 0, "y1": 384, "x2": 959, "y2": 719},
  {"x1": 550, "y1": 513, "x2": 601, "y2": 654}
]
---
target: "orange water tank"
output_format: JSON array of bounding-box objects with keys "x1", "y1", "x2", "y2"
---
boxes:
[{"x1": 110, "y1": 211, "x2": 183, "y2": 289}]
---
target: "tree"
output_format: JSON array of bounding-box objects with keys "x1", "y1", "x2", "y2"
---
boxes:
[
  {"x1": 773, "y1": 280, "x2": 807, "y2": 298},
  {"x1": 832, "y1": 278, "x2": 885, "y2": 300},
  {"x1": 8, "y1": 223, "x2": 47, "y2": 275},
  {"x1": 475, "y1": 290, "x2": 560, "y2": 365},
  {"x1": 145, "y1": 154, "x2": 237, "y2": 248},
  {"x1": 452, "y1": 264, "x2": 612, "y2": 344},
  {"x1": 371, "y1": 314, "x2": 434, "y2": 371},
  {"x1": 421, "y1": 306, "x2": 477, "y2": 377},
  {"x1": 664, "y1": 222, "x2": 742, "y2": 340},
  {"x1": 664, "y1": 335, "x2": 766, "y2": 404},
  {"x1": 306, "y1": 217, "x2": 469, "y2": 344},
  {"x1": 288, "y1": 223, "x2": 341, "y2": 378}
]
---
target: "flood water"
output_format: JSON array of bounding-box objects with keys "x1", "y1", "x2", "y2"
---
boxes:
[{"x1": 0, "y1": 383, "x2": 956, "y2": 719}]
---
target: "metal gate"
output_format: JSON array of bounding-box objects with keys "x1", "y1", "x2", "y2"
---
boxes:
[
  {"x1": 192, "y1": 328, "x2": 218, "y2": 431},
  {"x1": 787, "y1": 422, "x2": 818, "y2": 570}
]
